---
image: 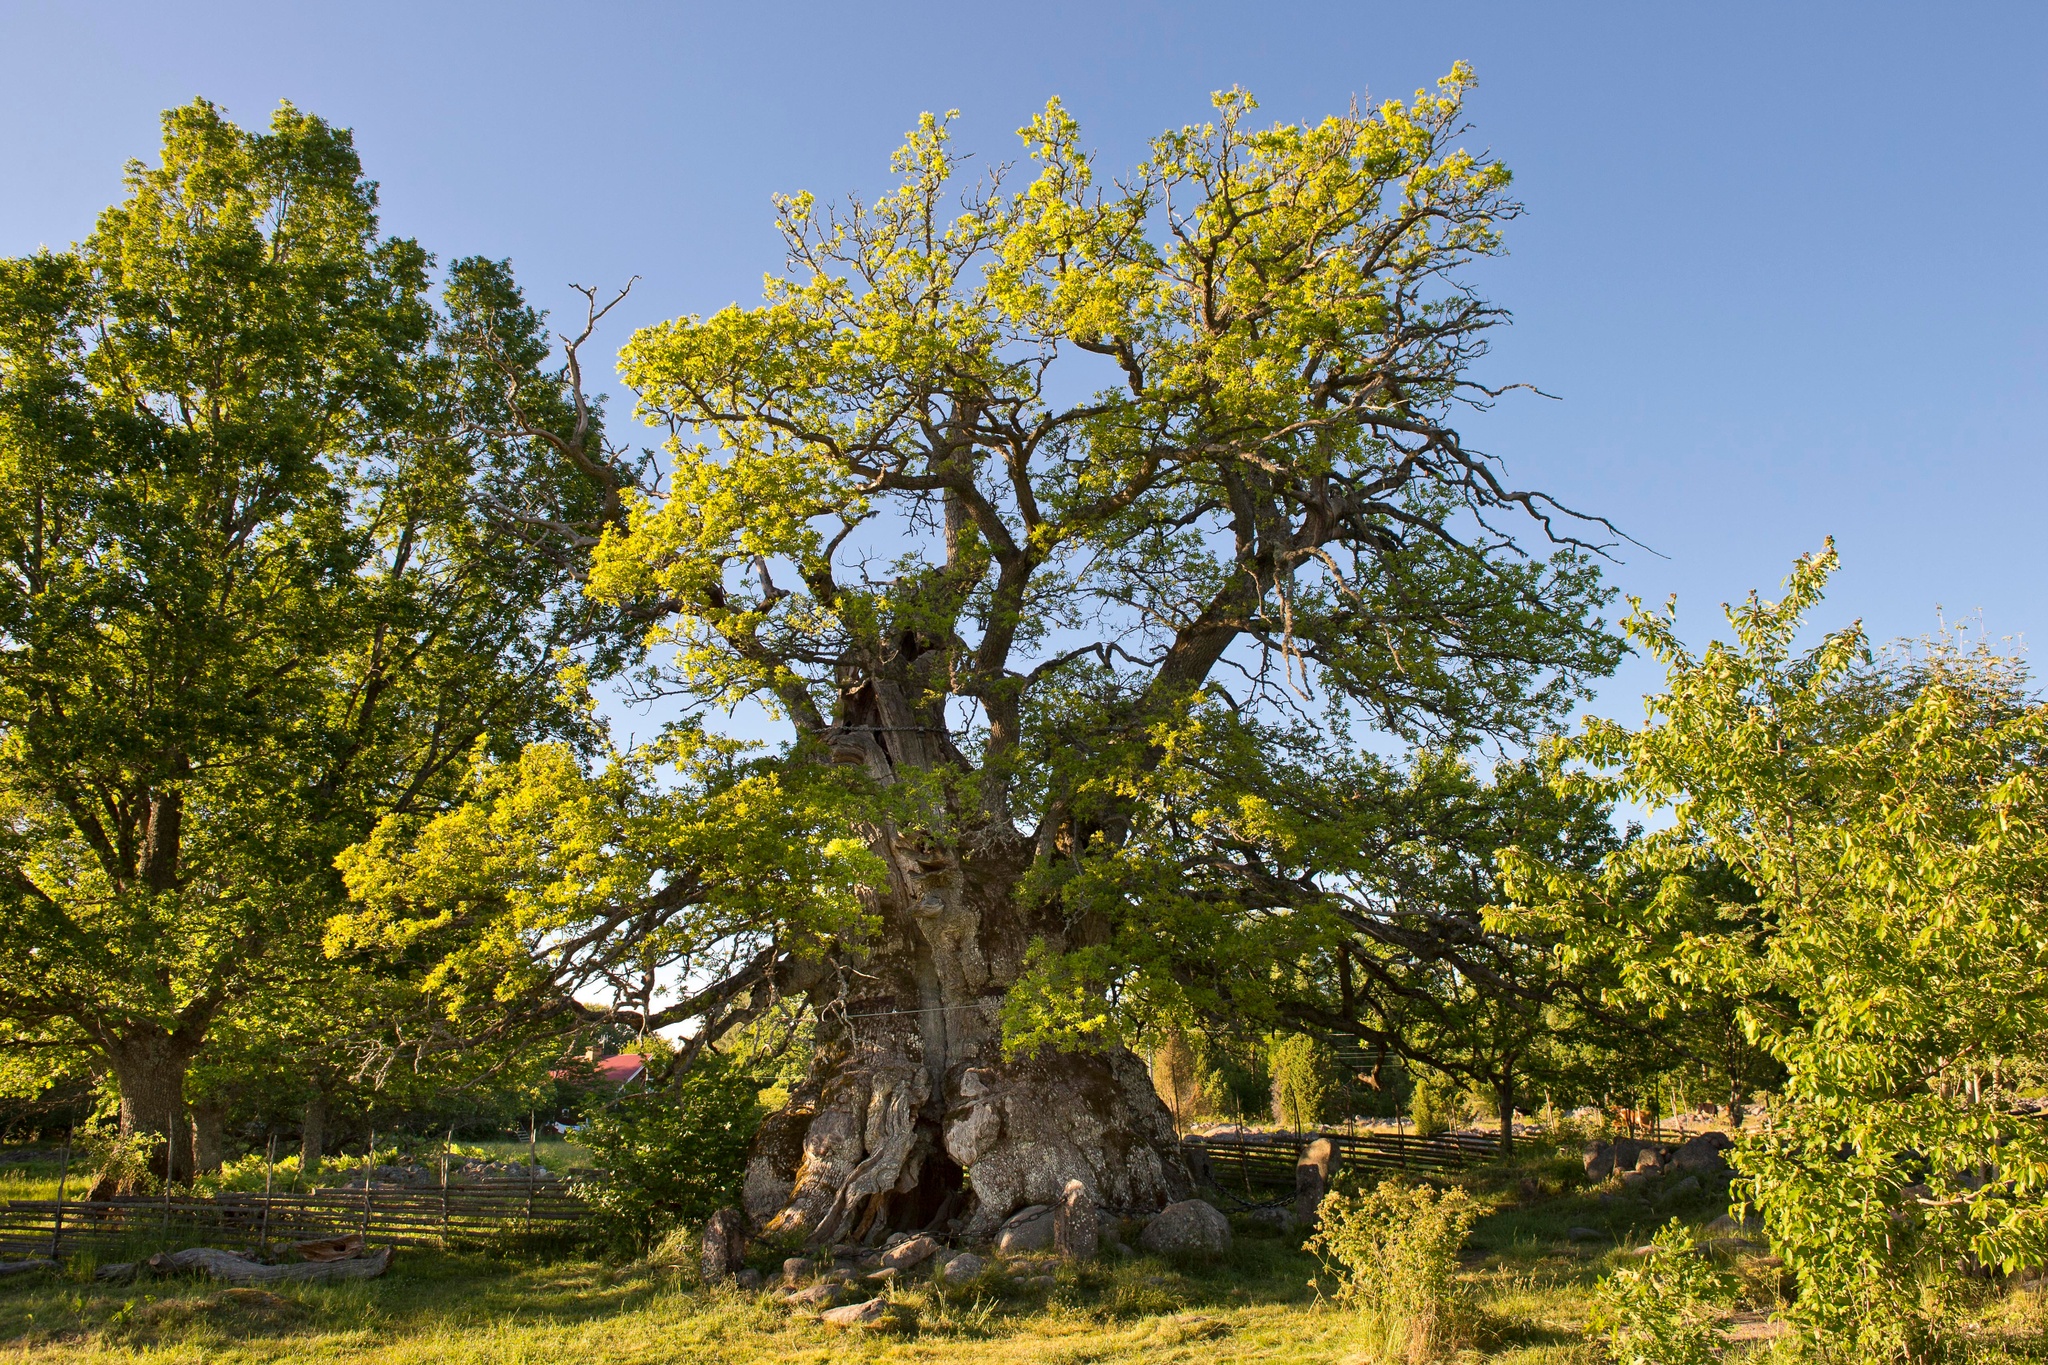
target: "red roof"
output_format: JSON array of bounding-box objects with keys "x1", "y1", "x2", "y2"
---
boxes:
[{"x1": 593, "y1": 1054, "x2": 646, "y2": 1084}]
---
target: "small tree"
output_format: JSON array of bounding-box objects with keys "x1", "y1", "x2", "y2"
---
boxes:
[
  {"x1": 1505, "y1": 544, "x2": 2048, "y2": 1354},
  {"x1": 1270, "y1": 1034, "x2": 1338, "y2": 1134},
  {"x1": 1151, "y1": 1027, "x2": 1207, "y2": 1132},
  {"x1": 574, "y1": 1056, "x2": 763, "y2": 1256}
]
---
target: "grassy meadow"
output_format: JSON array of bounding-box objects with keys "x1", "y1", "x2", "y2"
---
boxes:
[{"x1": 4, "y1": 1150, "x2": 2048, "y2": 1363}]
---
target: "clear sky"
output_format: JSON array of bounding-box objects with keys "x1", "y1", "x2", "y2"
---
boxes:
[{"x1": 5, "y1": 0, "x2": 2043, "y2": 725}]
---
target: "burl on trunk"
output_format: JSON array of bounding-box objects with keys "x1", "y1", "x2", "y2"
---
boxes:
[{"x1": 742, "y1": 823, "x2": 1189, "y2": 1245}]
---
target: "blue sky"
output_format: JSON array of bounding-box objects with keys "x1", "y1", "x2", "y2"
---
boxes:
[{"x1": 5, "y1": 0, "x2": 2043, "y2": 729}]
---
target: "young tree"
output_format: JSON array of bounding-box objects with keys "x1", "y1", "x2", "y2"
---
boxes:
[
  {"x1": 1267, "y1": 1033, "x2": 1338, "y2": 1134},
  {"x1": 0, "y1": 101, "x2": 603, "y2": 1179},
  {"x1": 1505, "y1": 545, "x2": 2048, "y2": 1353},
  {"x1": 346, "y1": 69, "x2": 1618, "y2": 1242}
]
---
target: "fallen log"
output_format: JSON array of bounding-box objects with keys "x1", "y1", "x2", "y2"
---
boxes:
[
  {"x1": 293, "y1": 1233, "x2": 366, "y2": 1262},
  {"x1": 146, "y1": 1245, "x2": 393, "y2": 1284},
  {"x1": 0, "y1": 1258, "x2": 53, "y2": 1278}
]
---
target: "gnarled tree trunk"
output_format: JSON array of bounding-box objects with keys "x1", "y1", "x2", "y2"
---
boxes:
[
  {"x1": 99, "y1": 1032, "x2": 200, "y2": 1190},
  {"x1": 743, "y1": 809, "x2": 1190, "y2": 1246}
]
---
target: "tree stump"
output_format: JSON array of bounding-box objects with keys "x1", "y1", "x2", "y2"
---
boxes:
[
  {"x1": 701, "y1": 1206, "x2": 749, "y2": 1284},
  {"x1": 1296, "y1": 1137, "x2": 1340, "y2": 1228}
]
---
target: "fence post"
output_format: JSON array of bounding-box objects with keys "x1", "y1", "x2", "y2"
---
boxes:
[
  {"x1": 48, "y1": 1130, "x2": 71, "y2": 1261},
  {"x1": 525, "y1": 1112, "x2": 536, "y2": 1238},
  {"x1": 440, "y1": 1125, "x2": 452, "y2": 1249},
  {"x1": 162, "y1": 1104, "x2": 176, "y2": 1240},
  {"x1": 360, "y1": 1128, "x2": 374, "y2": 1241},
  {"x1": 259, "y1": 1133, "x2": 275, "y2": 1259}
]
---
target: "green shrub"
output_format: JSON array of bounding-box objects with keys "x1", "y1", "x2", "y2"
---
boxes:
[
  {"x1": 1268, "y1": 1033, "x2": 1338, "y2": 1132},
  {"x1": 574, "y1": 1057, "x2": 761, "y2": 1255},
  {"x1": 1591, "y1": 1220, "x2": 1737, "y2": 1365},
  {"x1": 1307, "y1": 1177, "x2": 1480, "y2": 1363},
  {"x1": 1408, "y1": 1072, "x2": 1466, "y2": 1137},
  {"x1": 78, "y1": 1116, "x2": 158, "y2": 1195}
]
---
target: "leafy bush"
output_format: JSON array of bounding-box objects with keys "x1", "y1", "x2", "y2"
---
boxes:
[
  {"x1": 1268, "y1": 1033, "x2": 1338, "y2": 1132},
  {"x1": 1591, "y1": 1220, "x2": 1737, "y2": 1365},
  {"x1": 1152, "y1": 1027, "x2": 1212, "y2": 1130},
  {"x1": 1307, "y1": 1177, "x2": 1480, "y2": 1363},
  {"x1": 574, "y1": 1057, "x2": 761, "y2": 1255},
  {"x1": 78, "y1": 1116, "x2": 158, "y2": 1195},
  {"x1": 1408, "y1": 1072, "x2": 1467, "y2": 1137},
  {"x1": 1533, "y1": 1098, "x2": 1588, "y2": 1151}
]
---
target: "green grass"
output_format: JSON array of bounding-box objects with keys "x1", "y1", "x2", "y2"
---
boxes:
[{"x1": 2, "y1": 1160, "x2": 2046, "y2": 1363}]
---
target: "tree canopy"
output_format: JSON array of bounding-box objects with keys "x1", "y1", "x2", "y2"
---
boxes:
[
  {"x1": 1504, "y1": 544, "x2": 2048, "y2": 1352},
  {"x1": 0, "y1": 99, "x2": 606, "y2": 1174},
  {"x1": 352, "y1": 67, "x2": 1622, "y2": 1059}
]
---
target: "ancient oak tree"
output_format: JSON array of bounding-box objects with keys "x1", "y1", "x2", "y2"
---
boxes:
[{"x1": 348, "y1": 70, "x2": 1618, "y2": 1242}]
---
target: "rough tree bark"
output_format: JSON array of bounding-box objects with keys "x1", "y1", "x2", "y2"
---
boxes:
[
  {"x1": 740, "y1": 723, "x2": 1190, "y2": 1247},
  {"x1": 98, "y1": 1032, "x2": 200, "y2": 1189},
  {"x1": 1493, "y1": 1070, "x2": 1517, "y2": 1159},
  {"x1": 300, "y1": 1088, "x2": 327, "y2": 1174},
  {"x1": 190, "y1": 1103, "x2": 225, "y2": 1176}
]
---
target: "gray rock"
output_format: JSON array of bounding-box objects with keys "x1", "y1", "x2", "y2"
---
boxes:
[
  {"x1": 781, "y1": 1257, "x2": 815, "y2": 1287},
  {"x1": 938, "y1": 1251, "x2": 986, "y2": 1283},
  {"x1": 1618, "y1": 1169, "x2": 1654, "y2": 1193},
  {"x1": 1634, "y1": 1148, "x2": 1665, "y2": 1173},
  {"x1": 700, "y1": 1207, "x2": 748, "y2": 1284},
  {"x1": 1137, "y1": 1199, "x2": 1232, "y2": 1256},
  {"x1": 1657, "y1": 1175, "x2": 1703, "y2": 1205},
  {"x1": 1567, "y1": 1226, "x2": 1606, "y2": 1242},
  {"x1": 879, "y1": 1233, "x2": 941, "y2": 1272},
  {"x1": 996, "y1": 1203, "x2": 1057, "y2": 1254},
  {"x1": 1705, "y1": 1212, "x2": 1762, "y2": 1237},
  {"x1": 733, "y1": 1268, "x2": 763, "y2": 1291},
  {"x1": 1672, "y1": 1132, "x2": 1734, "y2": 1176},
  {"x1": 1249, "y1": 1206, "x2": 1299, "y2": 1232},
  {"x1": 1585, "y1": 1137, "x2": 1653, "y2": 1180},
  {"x1": 819, "y1": 1298, "x2": 891, "y2": 1328},
  {"x1": 1054, "y1": 1179, "x2": 1098, "y2": 1261},
  {"x1": 784, "y1": 1282, "x2": 846, "y2": 1309}
]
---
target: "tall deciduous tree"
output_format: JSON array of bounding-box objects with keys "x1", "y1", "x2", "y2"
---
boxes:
[
  {"x1": 348, "y1": 69, "x2": 1619, "y2": 1242},
  {"x1": 0, "y1": 101, "x2": 604, "y2": 1179}
]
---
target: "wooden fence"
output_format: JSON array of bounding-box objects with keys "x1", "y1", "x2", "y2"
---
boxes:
[
  {"x1": 0, "y1": 1177, "x2": 583, "y2": 1260},
  {"x1": 0, "y1": 1132, "x2": 1496, "y2": 1260},
  {"x1": 1183, "y1": 1129, "x2": 1498, "y2": 1206}
]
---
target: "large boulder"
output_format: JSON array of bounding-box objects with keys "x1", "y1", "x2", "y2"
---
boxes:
[
  {"x1": 1138, "y1": 1199, "x2": 1232, "y2": 1256},
  {"x1": 1054, "y1": 1179, "x2": 1099, "y2": 1261},
  {"x1": 996, "y1": 1203, "x2": 1057, "y2": 1254},
  {"x1": 1672, "y1": 1131, "x2": 1734, "y2": 1176},
  {"x1": 1584, "y1": 1137, "x2": 1655, "y2": 1180},
  {"x1": 700, "y1": 1207, "x2": 748, "y2": 1284}
]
